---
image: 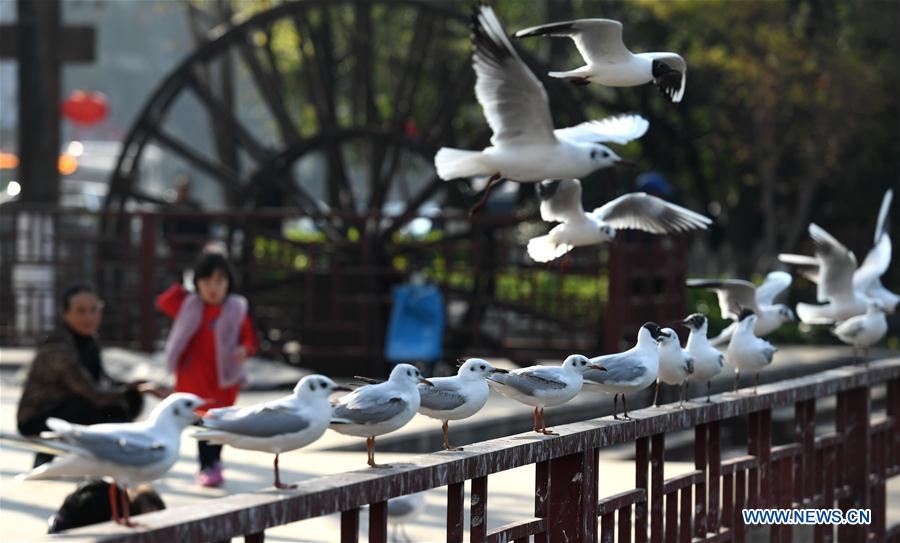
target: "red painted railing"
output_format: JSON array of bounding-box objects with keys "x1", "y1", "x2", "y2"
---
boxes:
[{"x1": 37, "y1": 358, "x2": 900, "y2": 543}]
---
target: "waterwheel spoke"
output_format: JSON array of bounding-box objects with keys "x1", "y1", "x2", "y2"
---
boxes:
[
  {"x1": 293, "y1": 10, "x2": 357, "y2": 212},
  {"x1": 233, "y1": 32, "x2": 301, "y2": 145},
  {"x1": 380, "y1": 174, "x2": 443, "y2": 242},
  {"x1": 185, "y1": 70, "x2": 271, "y2": 164},
  {"x1": 148, "y1": 125, "x2": 243, "y2": 194},
  {"x1": 369, "y1": 11, "x2": 438, "y2": 217}
]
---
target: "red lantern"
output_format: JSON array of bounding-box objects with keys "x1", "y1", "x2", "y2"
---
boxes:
[{"x1": 62, "y1": 90, "x2": 108, "y2": 126}]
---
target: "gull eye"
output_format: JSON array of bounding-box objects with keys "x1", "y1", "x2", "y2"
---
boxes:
[
  {"x1": 602, "y1": 151, "x2": 609, "y2": 158},
  {"x1": 407, "y1": 370, "x2": 412, "y2": 377},
  {"x1": 581, "y1": 360, "x2": 586, "y2": 365},
  {"x1": 479, "y1": 365, "x2": 485, "y2": 370},
  {"x1": 320, "y1": 382, "x2": 328, "y2": 389},
  {"x1": 470, "y1": 366, "x2": 475, "y2": 371}
]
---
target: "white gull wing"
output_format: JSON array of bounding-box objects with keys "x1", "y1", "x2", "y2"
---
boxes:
[
  {"x1": 487, "y1": 367, "x2": 567, "y2": 396},
  {"x1": 809, "y1": 223, "x2": 858, "y2": 304},
  {"x1": 515, "y1": 19, "x2": 631, "y2": 64},
  {"x1": 853, "y1": 233, "x2": 891, "y2": 294},
  {"x1": 538, "y1": 179, "x2": 587, "y2": 223},
  {"x1": 874, "y1": 189, "x2": 893, "y2": 243},
  {"x1": 473, "y1": 6, "x2": 555, "y2": 147},
  {"x1": 585, "y1": 352, "x2": 650, "y2": 387},
  {"x1": 754, "y1": 271, "x2": 793, "y2": 306},
  {"x1": 332, "y1": 386, "x2": 410, "y2": 425},
  {"x1": 44, "y1": 418, "x2": 166, "y2": 468},
  {"x1": 418, "y1": 379, "x2": 468, "y2": 412},
  {"x1": 777, "y1": 253, "x2": 822, "y2": 285},
  {"x1": 202, "y1": 405, "x2": 311, "y2": 438},
  {"x1": 592, "y1": 193, "x2": 711, "y2": 234},
  {"x1": 686, "y1": 278, "x2": 760, "y2": 320},
  {"x1": 554, "y1": 114, "x2": 649, "y2": 146}
]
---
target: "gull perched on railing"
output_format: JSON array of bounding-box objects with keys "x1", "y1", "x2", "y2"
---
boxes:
[
  {"x1": 417, "y1": 358, "x2": 508, "y2": 451},
  {"x1": 487, "y1": 355, "x2": 605, "y2": 435},
  {"x1": 583, "y1": 322, "x2": 664, "y2": 420},
  {"x1": 514, "y1": 18, "x2": 687, "y2": 102},
  {"x1": 17, "y1": 393, "x2": 204, "y2": 527},
  {"x1": 330, "y1": 364, "x2": 433, "y2": 468},
  {"x1": 780, "y1": 190, "x2": 897, "y2": 318},
  {"x1": 527, "y1": 178, "x2": 711, "y2": 263},
  {"x1": 434, "y1": 5, "x2": 649, "y2": 216},
  {"x1": 653, "y1": 327, "x2": 694, "y2": 409},
  {"x1": 679, "y1": 314, "x2": 724, "y2": 402},
  {"x1": 832, "y1": 300, "x2": 888, "y2": 365},
  {"x1": 193, "y1": 375, "x2": 351, "y2": 489},
  {"x1": 778, "y1": 224, "x2": 871, "y2": 324},
  {"x1": 686, "y1": 271, "x2": 795, "y2": 346},
  {"x1": 726, "y1": 310, "x2": 776, "y2": 394}
]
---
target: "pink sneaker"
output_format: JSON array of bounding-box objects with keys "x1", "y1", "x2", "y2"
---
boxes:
[{"x1": 197, "y1": 463, "x2": 224, "y2": 487}]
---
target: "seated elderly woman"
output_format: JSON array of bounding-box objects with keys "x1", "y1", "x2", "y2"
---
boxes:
[{"x1": 16, "y1": 283, "x2": 166, "y2": 467}]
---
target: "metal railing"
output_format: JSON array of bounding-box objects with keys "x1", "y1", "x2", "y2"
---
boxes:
[
  {"x1": 37, "y1": 358, "x2": 900, "y2": 543},
  {"x1": 0, "y1": 206, "x2": 686, "y2": 374}
]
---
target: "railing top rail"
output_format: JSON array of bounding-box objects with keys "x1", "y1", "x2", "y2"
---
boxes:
[{"x1": 34, "y1": 358, "x2": 900, "y2": 543}]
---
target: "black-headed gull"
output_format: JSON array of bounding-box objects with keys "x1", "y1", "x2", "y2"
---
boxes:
[
  {"x1": 514, "y1": 18, "x2": 686, "y2": 102},
  {"x1": 330, "y1": 363, "x2": 432, "y2": 468},
  {"x1": 417, "y1": 358, "x2": 507, "y2": 451},
  {"x1": 434, "y1": 6, "x2": 649, "y2": 215},
  {"x1": 487, "y1": 354, "x2": 605, "y2": 435},
  {"x1": 726, "y1": 310, "x2": 776, "y2": 394},
  {"x1": 653, "y1": 327, "x2": 694, "y2": 409},
  {"x1": 781, "y1": 190, "x2": 897, "y2": 316},
  {"x1": 193, "y1": 375, "x2": 351, "y2": 489},
  {"x1": 584, "y1": 322, "x2": 664, "y2": 420},
  {"x1": 779, "y1": 224, "x2": 870, "y2": 324},
  {"x1": 832, "y1": 300, "x2": 888, "y2": 365},
  {"x1": 527, "y1": 179, "x2": 711, "y2": 263},
  {"x1": 679, "y1": 314, "x2": 724, "y2": 402},
  {"x1": 686, "y1": 271, "x2": 795, "y2": 345},
  {"x1": 18, "y1": 393, "x2": 204, "y2": 526}
]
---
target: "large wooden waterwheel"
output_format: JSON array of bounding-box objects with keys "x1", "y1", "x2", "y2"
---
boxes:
[{"x1": 103, "y1": 0, "x2": 610, "y2": 375}]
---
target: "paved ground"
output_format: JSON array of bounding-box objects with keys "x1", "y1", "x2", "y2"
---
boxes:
[{"x1": 0, "y1": 346, "x2": 897, "y2": 541}]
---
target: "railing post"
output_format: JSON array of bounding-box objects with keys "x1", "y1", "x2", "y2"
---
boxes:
[
  {"x1": 138, "y1": 212, "x2": 157, "y2": 352},
  {"x1": 795, "y1": 399, "x2": 815, "y2": 504},
  {"x1": 747, "y1": 409, "x2": 771, "y2": 508},
  {"x1": 546, "y1": 450, "x2": 595, "y2": 542},
  {"x1": 341, "y1": 508, "x2": 359, "y2": 543},
  {"x1": 369, "y1": 501, "x2": 387, "y2": 543},
  {"x1": 693, "y1": 423, "x2": 707, "y2": 538},
  {"x1": 707, "y1": 421, "x2": 720, "y2": 535},
  {"x1": 535, "y1": 461, "x2": 549, "y2": 543},
  {"x1": 470, "y1": 476, "x2": 488, "y2": 543},
  {"x1": 635, "y1": 436, "x2": 649, "y2": 543},
  {"x1": 447, "y1": 482, "x2": 464, "y2": 543},
  {"x1": 888, "y1": 377, "x2": 900, "y2": 475},
  {"x1": 836, "y1": 386, "x2": 869, "y2": 542},
  {"x1": 650, "y1": 433, "x2": 665, "y2": 543}
]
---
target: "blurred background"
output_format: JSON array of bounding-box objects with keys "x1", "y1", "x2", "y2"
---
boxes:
[{"x1": 1, "y1": 0, "x2": 898, "y2": 376}]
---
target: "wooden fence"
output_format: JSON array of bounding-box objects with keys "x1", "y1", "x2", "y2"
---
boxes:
[{"x1": 37, "y1": 358, "x2": 900, "y2": 543}]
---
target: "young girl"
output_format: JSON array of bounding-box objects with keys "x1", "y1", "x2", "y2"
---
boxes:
[{"x1": 156, "y1": 251, "x2": 258, "y2": 487}]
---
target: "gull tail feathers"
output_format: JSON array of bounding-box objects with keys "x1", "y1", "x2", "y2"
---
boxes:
[
  {"x1": 434, "y1": 148, "x2": 485, "y2": 180},
  {"x1": 527, "y1": 235, "x2": 572, "y2": 263}
]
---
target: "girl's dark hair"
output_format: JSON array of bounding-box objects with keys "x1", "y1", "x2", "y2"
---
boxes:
[
  {"x1": 60, "y1": 283, "x2": 98, "y2": 312},
  {"x1": 192, "y1": 252, "x2": 235, "y2": 294}
]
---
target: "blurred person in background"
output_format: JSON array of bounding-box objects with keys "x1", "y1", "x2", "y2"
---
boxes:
[
  {"x1": 156, "y1": 250, "x2": 258, "y2": 487},
  {"x1": 162, "y1": 173, "x2": 210, "y2": 269},
  {"x1": 16, "y1": 283, "x2": 168, "y2": 467}
]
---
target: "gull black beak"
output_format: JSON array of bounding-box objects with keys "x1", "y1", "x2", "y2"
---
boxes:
[
  {"x1": 589, "y1": 364, "x2": 608, "y2": 371},
  {"x1": 419, "y1": 377, "x2": 435, "y2": 387},
  {"x1": 490, "y1": 367, "x2": 509, "y2": 374}
]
